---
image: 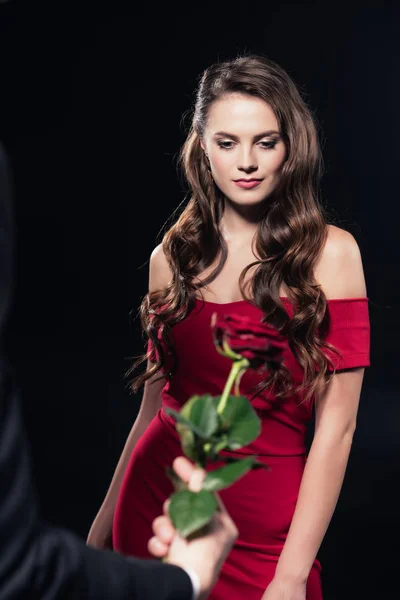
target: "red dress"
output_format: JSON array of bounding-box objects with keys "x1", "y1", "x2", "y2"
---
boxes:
[{"x1": 113, "y1": 297, "x2": 370, "y2": 599}]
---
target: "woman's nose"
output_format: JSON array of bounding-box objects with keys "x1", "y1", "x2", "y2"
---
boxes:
[{"x1": 237, "y1": 148, "x2": 257, "y2": 172}]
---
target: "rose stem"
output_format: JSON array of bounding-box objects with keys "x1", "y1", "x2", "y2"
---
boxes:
[{"x1": 216, "y1": 359, "x2": 246, "y2": 415}]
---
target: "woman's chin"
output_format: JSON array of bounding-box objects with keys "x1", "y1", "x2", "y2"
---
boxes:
[{"x1": 224, "y1": 193, "x2": 271, "y2": 207}]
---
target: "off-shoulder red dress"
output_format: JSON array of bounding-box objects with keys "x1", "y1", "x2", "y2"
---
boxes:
[{"x1": 113, "y1": 297, "x2": 370, "y2": 599}]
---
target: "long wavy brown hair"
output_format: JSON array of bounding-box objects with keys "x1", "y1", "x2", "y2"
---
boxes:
[{"x1": 128, "y1": 54, "x2": 340, "y2": 403}]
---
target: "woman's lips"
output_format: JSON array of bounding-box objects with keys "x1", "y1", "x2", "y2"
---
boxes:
[{"x1": 234, "y1": 179, "x2": 263, "y2": 189}]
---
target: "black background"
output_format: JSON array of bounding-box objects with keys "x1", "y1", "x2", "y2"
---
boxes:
[{"x1": 1, "y1": 1, "x2": 399, "y2": 598}]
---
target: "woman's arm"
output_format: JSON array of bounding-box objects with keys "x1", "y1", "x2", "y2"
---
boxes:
[
  {"x1": 265, "y1": 227, "x2": 368, "y2": 595},
  {"x1": 87, "y1": 244, "x2": 172, "y2": 546},
  {"x1": 95, "y1": 371, "x2": 165, "y2": 513},
  {"x1": 87, "y1": 367, "x2": 165, "y2": 548},
  {"x1": 104, "y1": 244, "x2": 172, "y2": 506},
  {"x1": 273, "y1": 367, "x2": 365, "y2": 586}
]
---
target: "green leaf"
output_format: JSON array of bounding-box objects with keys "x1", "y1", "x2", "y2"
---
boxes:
[
  {"x1": 164, "y1": 408, "x2": 205, "y2": 437},
  {"x1": 210, "y1": 456, "x2": 270, "y2": 471},
  {"x1": 176, "y1": 423, "x2": 197, "y2": 460},
  {"x1": 180, "y1": 394, "x2": 219, "y2": 438},
  {"x1": 213, "y1": 395, "x2": 261, "y2": 449},
  {"x1": 168, "y1": 489, "x2": 218, "y2": 538},
  {"x1": 202, "y1": 457, "x2": 256, "y2": 491},
  {"x1": 210, "y1": 436, "x2": 229, "y2": 457}
]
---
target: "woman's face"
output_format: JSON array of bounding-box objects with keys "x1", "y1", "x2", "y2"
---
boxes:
[{"x1": 200, "y1": 93, "x2": 287, "y2": 206}]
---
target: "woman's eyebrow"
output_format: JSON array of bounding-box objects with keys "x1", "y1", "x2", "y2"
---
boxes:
[{"x1": 213, "y1": 130, "x2": 281, "y2": 141}]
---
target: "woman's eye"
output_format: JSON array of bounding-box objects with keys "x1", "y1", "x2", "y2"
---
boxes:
[
  {"x1": 217, "y1": 141, "x2": 235, "y2": 150},
  {"x1": 217, "y1": 140, "x2": 277, "y2": 150},
  {"x1": 259, "y1": 141, "x2": 277, "y2": 149}
]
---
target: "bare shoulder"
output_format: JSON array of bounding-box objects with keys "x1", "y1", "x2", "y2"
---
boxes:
[
  {"x1": 149, "y1": 243, "x2": 173, "y2": 293},
  {"x1": 322, "y1": 225, "x2": 361, "y2": 260},
  {"x1": 314, "y1": 224, "x2": 367, "y2": 299}
]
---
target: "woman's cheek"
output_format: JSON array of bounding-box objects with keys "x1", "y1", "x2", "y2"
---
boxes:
[
  {"x1": 273, "y1": 146, "x2": 288, "y2": 171},
  {"x1": 211, "y1": 152, "x2": 232, "y2": 177}
]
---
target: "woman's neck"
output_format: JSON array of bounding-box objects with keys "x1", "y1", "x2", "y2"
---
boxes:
[{"x1": 219, "y1": 200, "x2": 262, "y2": 242}]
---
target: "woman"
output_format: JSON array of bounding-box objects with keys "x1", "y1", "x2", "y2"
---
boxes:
[{"x1": 87, "y1": 55, "x2": 370, "y2": 599}]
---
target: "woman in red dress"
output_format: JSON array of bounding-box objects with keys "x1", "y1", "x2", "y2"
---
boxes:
[{"x1": 88, "y1": 55, "x2": 370, "y2": 600}]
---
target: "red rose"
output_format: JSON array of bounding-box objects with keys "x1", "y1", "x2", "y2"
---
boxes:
[{"x1": 211, "y1": 313, "x2": 288, "y2": 369}]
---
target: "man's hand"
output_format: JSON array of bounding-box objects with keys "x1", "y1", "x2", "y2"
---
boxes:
[{"x1": 148, "y1": 457, "x2": 238, "y2": 600}]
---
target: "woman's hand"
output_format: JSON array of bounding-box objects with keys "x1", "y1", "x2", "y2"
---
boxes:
[{"x1": 260, "y1": 577, "x2": 306, "y2": 600}]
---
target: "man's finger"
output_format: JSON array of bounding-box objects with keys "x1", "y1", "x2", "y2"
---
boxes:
[
  {"x1": 147, "y1": 536, "x2": 169, "y2": 558},
  {"x1": 172, "y1": 456, "x2": 229, "y2": 514},
  {"x1": 163, "y1": 498, "x2": 171, "y2": 515},
  {"x1": 173, "y1": 456, "x2": 206, "y2": 493},
  {"x1": 188, "y1": 466, "x2": 206, "y2": 493},
  {"x1": 152, "y1": 515, "x2": 175, "y2": 543},
  {"x1": 172, "y1": 456, "x2": 195, "y2": 482}
]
